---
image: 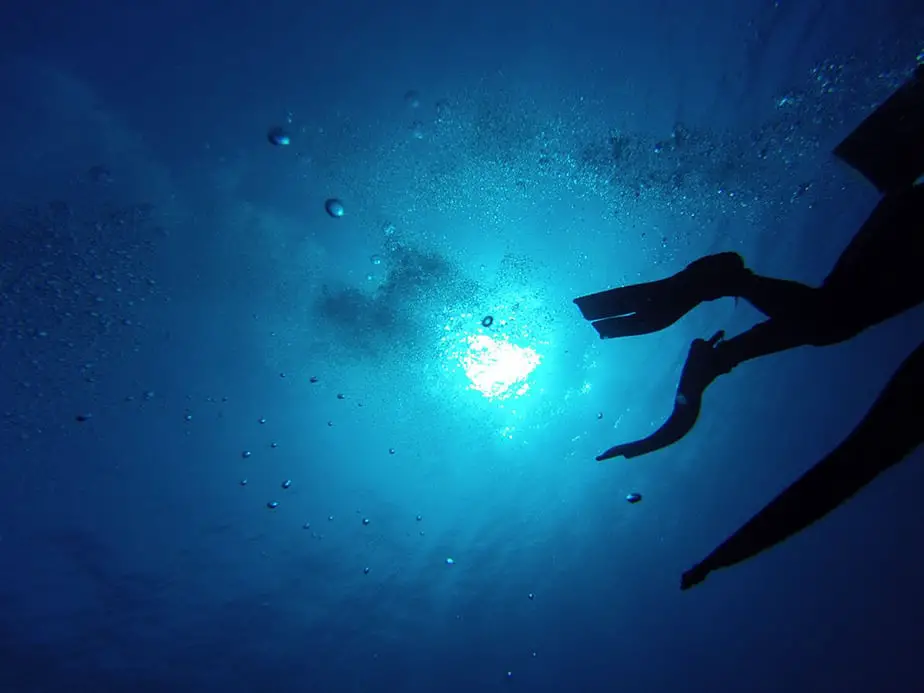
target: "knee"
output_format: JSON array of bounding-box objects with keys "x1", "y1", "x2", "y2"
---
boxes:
[
  {"x1": 802, "y1": 300, "x2": 864, "y2": 346},
  {"x1": 806, "y1": 326, "x2": 862, "y2": 347}
]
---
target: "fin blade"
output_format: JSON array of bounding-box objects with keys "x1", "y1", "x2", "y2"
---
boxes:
[{"x1": 834, "y1": 64, "x2": 924, "y2": 194}]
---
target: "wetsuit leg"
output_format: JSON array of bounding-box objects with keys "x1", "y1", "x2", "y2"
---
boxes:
[
  {"x1": 681, "y1": 339, "x2": 924, "y2": 590},
  {"x1": 823, "y1": 184, "x2": 924, "y2": 332},
  {"x1": 737, "y1": 275, "x2": 819, "y2": 320},
  {"x1": 711, "y1": 315, "x2": 824, "y2": 371}
]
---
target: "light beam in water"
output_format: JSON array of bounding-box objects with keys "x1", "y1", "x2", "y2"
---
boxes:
[{"x1": 459, "y1": 333, "x2": 541, "y2": 400}]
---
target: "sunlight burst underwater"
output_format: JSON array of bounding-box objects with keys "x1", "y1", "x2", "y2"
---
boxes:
[{"x1": 461, "y1": 333, "x2": 541, "y2": 399}]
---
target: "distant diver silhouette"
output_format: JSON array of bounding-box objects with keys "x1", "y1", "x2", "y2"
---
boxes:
[{"x1": 573, "y1": 64, "x2": 924, "y2": 588}]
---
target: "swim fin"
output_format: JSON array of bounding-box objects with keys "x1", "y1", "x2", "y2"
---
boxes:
[
  {"x1": 573, "y1": 253, "x2": 747, "y2": 338},
  {"x1": 573, "y1": 278, "x2": 672, "y2": 322},
  {"x1": 834, "y1": 64, "x2": 924, "y2": 194}
]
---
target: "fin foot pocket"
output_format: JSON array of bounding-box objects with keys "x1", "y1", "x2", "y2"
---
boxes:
[{"x1": 573, "y1": 252, "x2": 747, "y2": 323}]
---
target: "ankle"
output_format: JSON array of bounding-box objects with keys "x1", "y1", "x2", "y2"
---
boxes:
[
  {"x1": 704, "y1": 265, "x2": 754, "y2": 302},
  {"x1": 730, "y1": 267, "x2": 756, "y2": 297},
  {"x1": 712, "y1": 341, "x2": 737, "y2": 375}
]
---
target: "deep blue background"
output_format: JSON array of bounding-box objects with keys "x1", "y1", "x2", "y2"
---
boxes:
[{"x1": 2, "y1": 1, "x2": 923, "y2": 691}]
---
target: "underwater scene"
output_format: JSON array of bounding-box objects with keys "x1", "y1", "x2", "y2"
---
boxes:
[{"x1": 1, "y1": 1, "x2": 923, "y2": 691}]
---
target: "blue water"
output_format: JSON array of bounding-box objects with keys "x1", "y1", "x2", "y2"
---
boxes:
[{"x1": 2, "y1": 1, "x2": 923, "y2": 691}]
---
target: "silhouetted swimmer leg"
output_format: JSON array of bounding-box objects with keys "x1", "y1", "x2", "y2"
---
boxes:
[
  {"x1": 709, "y1": 311, "x2": 832, "y2": 374},
  {"x1": 714, "y1": 183, "x2": 924, "y2": 372},
  {"x1": 593, "y1": 183, "x2": 924, "y2": 461},
  {"x1": 577, "y1": 253, "x2": 843, "y2": 341},
  {"x1": 594, "y1": 306, "x2": 847, "y2": 462},
  {"x1": 581, "y1": 65, "x2": 924, "y2": 342},
  {"x1": 821, "y1": 183, "x2": 924, "y2": 319},
  {"x1": 681, "y1": 339, "x2": 924, "y2": 590},
  {"x1": 591, "y1": 272, "x2": 829, "y2": 460},
  {"x1": 593, "y1": 274, "x2": 829, "y2": 462},
  {"x1": 586, "y1": 182, "x2": 923, "y2": 461},
  {"x1": 735, "y1": 274, "x2": 819, "y2": 320},
  {"x1": 676, "y1": 72, "x2": 924, "y2": 588}
]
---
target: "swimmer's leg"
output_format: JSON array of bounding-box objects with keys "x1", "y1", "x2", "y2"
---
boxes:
[{"x1": 682, "y1": 339, "x2": 924, "y2": 590}]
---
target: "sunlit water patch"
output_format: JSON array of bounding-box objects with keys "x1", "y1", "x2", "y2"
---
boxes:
[
  {"x1": 459, "y1": 333, "x2": 541, "y2": 399},
  {"x1": 438, "y1": 299, "x2": 546, "y2": 406}
]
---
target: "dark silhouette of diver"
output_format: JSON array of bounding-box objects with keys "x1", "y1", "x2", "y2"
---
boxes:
[{"x1": 573, "y1": 64, "x2": 924, "y2": 588}]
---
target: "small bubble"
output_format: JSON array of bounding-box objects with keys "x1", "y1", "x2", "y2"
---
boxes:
[
  {"x1": 266, "y1": 501, "x2": 279, "y2": 509},
  {"x1": 404, "y1": 89, "x2": 420, "y2": 108},
  {"x1": 435, "y1": 99, "x2": 451, "y2": 122},
  {"x1": 258, "y1": 417, "x2": 266, "y2": 424},
  {"x1": 241, "y1": 450, "x2": 252, "y2": 459},
  {"x1": 267, "y1": 126, "x2": 290, "y2": 146},
  {"x1": 325, "y1": 198, "x2": 345, "y2": 218}
]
